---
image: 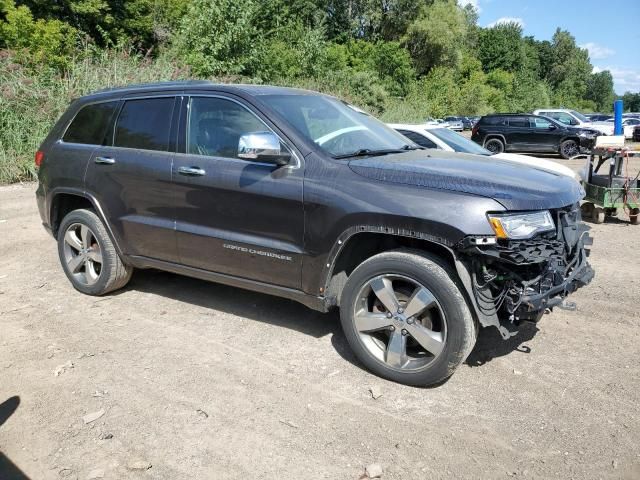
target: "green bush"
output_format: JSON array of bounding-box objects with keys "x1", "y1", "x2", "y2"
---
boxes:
[{"x1": 0, "y1": 0, "x2": 78, "y2": 70}]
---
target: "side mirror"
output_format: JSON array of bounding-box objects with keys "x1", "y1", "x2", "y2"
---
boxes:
[
  {"x1": 570, "y1": 119, "x2": 579, "y2": 126},
  {"x1": 548, "y1": 124, "x2": 557, "y2": 130},
  {"x1": 238, "y1": 131, "x2": 290, "y2": 166}
]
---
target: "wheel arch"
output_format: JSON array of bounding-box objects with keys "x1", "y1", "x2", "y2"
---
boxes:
[
  {"x1": 482, "y1": 134, "x2": 506, "y2": 147},
  {"x1": 322, "y1": 228, "x2": 458, "y2": 309},
  {"x1": 49, "y1": 189, "x2": 126, "y2": 258}
]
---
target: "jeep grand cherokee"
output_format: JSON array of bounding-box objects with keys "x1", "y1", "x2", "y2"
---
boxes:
[{"x1": 35, "y1": 82, "x2": 594, "y2": 386}]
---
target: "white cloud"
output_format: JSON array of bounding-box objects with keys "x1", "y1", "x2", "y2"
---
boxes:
[
  {"x1": 458, "y1": 0, "x2": 481, "y2": 12},
  {"x1": 593, "y1": 66, "x2": 640, "y2": 93},
  {"x1": 580, "y1": 42, "x2": 615, "y2": 60},
  {"x1": 486, "y1": 17, "x2": 525, "y2": 28}
]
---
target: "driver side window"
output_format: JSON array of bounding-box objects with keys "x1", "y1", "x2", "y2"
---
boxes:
[{"x1": 187, "y1": 97, "x2": 281, "y2": 159}]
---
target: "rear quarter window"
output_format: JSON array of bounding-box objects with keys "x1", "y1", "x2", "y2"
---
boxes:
[
  {"x1": 62, "y1": 101, "x2": 118, "y2": 145},
  {"x1": 114, "y1": 97, "x2": 175, "y2": 151}
]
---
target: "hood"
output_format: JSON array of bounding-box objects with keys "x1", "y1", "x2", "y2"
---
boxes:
[
  {"x1": 493, "y1": 152, "x2": 578, "y2": 179},
  {"x1": 348, "y1": 150, "x2": 585, "y2": 211},
  {"x1": 582, "y1": 122, "x2": 614, "y2": 134}
]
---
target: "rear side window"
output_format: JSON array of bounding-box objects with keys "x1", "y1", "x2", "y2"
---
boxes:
[
  {"x1": 397, "y1": 130, "x2": 438, "y2": 149},
  {"x1": 507, "y1": 116, "x2": 530, "y2": 128},
  {"x1": 63, "y1": 101, "x2": 118, "y2": 145},
  {"x1": 114, "y1": 98, "x2": 174, "y2": 151},
  {"x1": 479, "y1": 116, "x2": 505, "y2": 126}
]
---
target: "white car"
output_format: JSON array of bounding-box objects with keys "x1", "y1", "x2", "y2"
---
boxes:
[
  {"x1": 533, "y1": 109, "x2": 615, "y2": 136},
  {"x1": 604, "y1": 118, "x2": 640, "y2": 139},
  {"x1": 389, "y1": 123, "x2": 579, "y2": 180}
]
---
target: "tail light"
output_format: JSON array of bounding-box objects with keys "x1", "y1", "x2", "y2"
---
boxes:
[
  {"x1": 35, "y1": 150, "x2": 44, "y2": 167},
  {"x1": 471, "y1": 124, "x2": 479, "y2": 137}
]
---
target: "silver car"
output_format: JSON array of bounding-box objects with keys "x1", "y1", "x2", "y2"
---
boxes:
[{"x1": 444, "y1": 116, "x2": 464, "y2": 131}]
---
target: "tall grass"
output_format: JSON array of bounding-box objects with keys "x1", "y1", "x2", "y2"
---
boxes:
[{"x1": 0, "y1": 49, "x2": 188, "y2": 183}]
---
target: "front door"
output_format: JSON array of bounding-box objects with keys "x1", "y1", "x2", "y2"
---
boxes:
[
  {"x1": 530, "y1": 116, "x2": 562, "y2": 152},
  {"x1": 85, "y1": 95, "x2": 180, "y2": 263},
  {"x1": 172, "y1": 95, "x2": 304, "y2": 289}
]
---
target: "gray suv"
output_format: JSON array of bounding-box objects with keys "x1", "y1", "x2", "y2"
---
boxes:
[{"x1": 36, "y1": 81, "x2": 594, "y2": 386}]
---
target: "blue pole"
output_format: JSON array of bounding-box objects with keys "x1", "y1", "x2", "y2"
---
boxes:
[{"x1": 614, "y1": 99, "x2": 623, "y2": 135}]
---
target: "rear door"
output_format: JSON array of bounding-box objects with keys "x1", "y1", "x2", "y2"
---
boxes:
[
  {"x1": 171, "y1": 94, "x2": 304, "y2": 288},
  {"x1": 85, "y1": 95, "x2": 180, "y2": 262},
  {"x1": 505, "y1": 116, "x2": 532, "y2": 149}
]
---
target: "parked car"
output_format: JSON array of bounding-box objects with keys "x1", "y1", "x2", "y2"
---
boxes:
[
  {"x1": 472, "y1": 113, "x2": 599, "y2": 159},
  {"x1": 389, "y1": 123, "x2": 579, "y2": 179},
  {"x1": 443, "y1": 116, "x2": 464, "y2": 131},
  {"x1": 585, "y1": 113, "x2": 612, "y2": 122},
  {"x1": 35, "y1": 82, "x2": 594, "y2": 386},
  {"x1": 604, "y1": 117, "x2": 640, "y2": 139},
  {"x1": 533, "y1": 108, "x2": 615, "y2": 136}
]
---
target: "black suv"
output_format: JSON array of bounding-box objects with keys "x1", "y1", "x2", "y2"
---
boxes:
[
  {"x1": 36, "y1": 82, "x2": 594, "y2": 386},
  {"x1": 471, "y1": 113, "x2": 599, "y2": 159}
]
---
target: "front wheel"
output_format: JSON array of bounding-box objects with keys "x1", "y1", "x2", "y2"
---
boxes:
[
  {"x1": 339, "y1": 250, "x2": 476, "y2": 386},
  {"x1": 560, "y1": 139, "x2": 579, "y2": 159},
  {"x1": 57, "y1": 209, "x2": 132, "y2": 295}
]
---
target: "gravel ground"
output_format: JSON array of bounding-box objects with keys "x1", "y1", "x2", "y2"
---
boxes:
[{"x1": 1, "y1": 155, "x2": 639, "y2": 479}]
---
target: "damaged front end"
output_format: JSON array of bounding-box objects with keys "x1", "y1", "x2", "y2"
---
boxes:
[{"x1": 457, "y1": 203, "x2": 594, "y2": 338}]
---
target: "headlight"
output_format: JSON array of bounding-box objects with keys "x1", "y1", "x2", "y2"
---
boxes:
[{"x1": 487, "y1": 211, "x2": 555, "y2": 239}]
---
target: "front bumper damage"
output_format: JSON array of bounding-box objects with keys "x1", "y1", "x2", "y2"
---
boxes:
[{"x1": 457, "y1": 203, "x2": 594, "y2": 338}]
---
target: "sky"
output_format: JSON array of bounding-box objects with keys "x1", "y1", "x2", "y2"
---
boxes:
[{"x1": 459, "y1": 0, "x2": 640, "y2": 94}]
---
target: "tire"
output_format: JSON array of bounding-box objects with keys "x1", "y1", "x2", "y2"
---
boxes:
[
  {"x1": 484, "y1": 138, "x2": 504, "y2": 154},
  {"x1": 339, "y1": 250, "x2": 476, "y2": 387},
  {"x1": 57, "y1": 208, "x2": 132, "y2": 295},
  {"x1": 591, "y1": 206, "x2": 605, "y2": 224},
  {"x1": 560, "y1": 139, "x2": 579, "y2": 159}
]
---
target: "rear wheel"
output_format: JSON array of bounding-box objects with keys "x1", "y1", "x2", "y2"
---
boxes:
[
  {"x1": 560, "y1": 139, "x2": 579, "y2": 159},
  {"x1": 57, "y1": 209, "x2": 132, "y2": 295},
  {"x1": 339, "y1": 250, "x2": 476, "y2": 386},
  {"x1": 591, "y1": 206, "x2": 605, "y2": 224},
  {"x1": 484, "y1": 138, "x2": 504, "y2": 154}
]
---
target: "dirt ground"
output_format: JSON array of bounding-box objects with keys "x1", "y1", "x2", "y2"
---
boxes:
[{"x1": 1, "y1": 156, "x2": 639, "y2": 480}]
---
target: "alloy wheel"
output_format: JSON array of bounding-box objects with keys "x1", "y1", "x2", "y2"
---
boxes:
[
  {"x1": 62, "y1": 223, "x2": 103, "y2": 286},
  {"x1": 562, "y1": 141, "x2": 578, "y2": 158},
  {"x1": 353, "y1": 274, "x2": 447, "y2": 371}
]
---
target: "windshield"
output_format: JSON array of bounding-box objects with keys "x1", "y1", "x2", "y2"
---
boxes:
[
  {"x1": 260, "y1": 94, "x2": 412, "y2": 157},
  {"x1": 570, "y1": 110, "x2": 590, "y2": 123},
  {"x1": 427, "y1": 128, "x2": 491, "y2": 155}
]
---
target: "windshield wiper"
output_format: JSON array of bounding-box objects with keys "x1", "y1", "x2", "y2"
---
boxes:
[{"x1": 334, "y1": 145, "x2": 422, "y2": 159}]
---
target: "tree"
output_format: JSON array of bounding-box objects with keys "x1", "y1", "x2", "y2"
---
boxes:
[
  {"x1": 14, "y1": 0, "x2": 187, "y2": 49},
  {"x1": 620, "y1": 92, "x2": 640, "y2": 112},
  {"x1": 0, "y1": 0, "x2": 77, "y2": 70},
  {"x1": 548, "y1": 29, "x2": 592, "y2": 107},
  {"x1": 174, "y1": 0, "x2": 259, "y2": 77},
  {"x1": 586, "y1": 70, "x2": 614, "y2": 112},
  {"x1": 402, "y1": 0, "x2": 467, "y2": 75},
  {"x1": 477, "y1": 22, "x2": 525, "y2": 73}
]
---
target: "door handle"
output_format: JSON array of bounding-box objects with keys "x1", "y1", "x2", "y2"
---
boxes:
[
  {"x1": 95, "y1": 156, "x2": 116, "y2": 165},
  {"x1": 178, "y1": 166, "x2": 206, "y2": 176}
]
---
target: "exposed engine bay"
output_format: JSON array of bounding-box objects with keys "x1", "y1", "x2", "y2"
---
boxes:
[{"x1": 458, "y1": 203, "x2": 594, "y2": 337}]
